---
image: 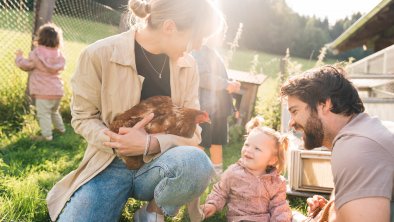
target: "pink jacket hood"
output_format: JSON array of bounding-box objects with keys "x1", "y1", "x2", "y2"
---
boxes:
[
  {"x1": 15, "y1": 45, "x2": 65, "y2": 98},
  {"x1": 34, "y1": 45, "x2": 65, "y2": 73}
]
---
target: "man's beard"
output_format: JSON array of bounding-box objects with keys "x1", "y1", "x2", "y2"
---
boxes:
[{"x1": 302, "y1": 114, "x2": 324, "y2": 150}]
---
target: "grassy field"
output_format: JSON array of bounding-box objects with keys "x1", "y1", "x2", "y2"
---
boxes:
[{"x1": 0, "y1": 11, "x2": 342, "y2": 220}]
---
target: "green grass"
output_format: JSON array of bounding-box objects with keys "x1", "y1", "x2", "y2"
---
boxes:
[
  {"x1": 0, "y1": 114, "x2": 86, "y2": 221},
  {"x1": 228, "y1": 49, "x2": 337, "y2": 77}
]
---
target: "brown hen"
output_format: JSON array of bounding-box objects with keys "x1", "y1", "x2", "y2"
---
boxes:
[{"x1": 109, "y1": 96, "x2": 210, "y2": 169}]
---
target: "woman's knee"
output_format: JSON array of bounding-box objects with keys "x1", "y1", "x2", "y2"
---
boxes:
[
  {"x1": 168, "y1": 146, "x2": 213, "y2": 175},
  {"x1": 165, "y1": 146, "x2": 214, "y2": 189},
  {"x1": 149, "y1": 147, "x2": 214, "y2": 215}
]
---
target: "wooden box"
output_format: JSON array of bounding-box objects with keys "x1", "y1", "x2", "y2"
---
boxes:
[{"x1": 289, "y1": 149, "x2": 334, "y2": 193}]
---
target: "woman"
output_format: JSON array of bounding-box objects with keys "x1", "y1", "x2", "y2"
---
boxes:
[{"x1": 46, "y1": 0, "x2": 223, "y2": 221}]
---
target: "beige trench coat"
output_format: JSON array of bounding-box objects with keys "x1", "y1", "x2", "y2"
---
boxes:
[{"x1": 46, "y1": 30, "x2": 202, "y2": 221}]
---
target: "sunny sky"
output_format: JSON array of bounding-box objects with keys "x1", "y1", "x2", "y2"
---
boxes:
[{"x1": 285, "y1": 0, "x2": 382, "y2": 24}]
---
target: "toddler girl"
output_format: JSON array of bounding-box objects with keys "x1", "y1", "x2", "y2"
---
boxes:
[
  {"x1": 15, "y1": 23, "x2": 65, "y2": 141},
  {"x1": 202, "y1": 117, "x2": 292, "y2": 222}
]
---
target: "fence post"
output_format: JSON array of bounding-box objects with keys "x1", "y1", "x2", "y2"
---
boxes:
[
  {"x1": 25, "y1": 0, "x2": 56, "y2": 108},
  {"x1": 279, "y1": 57, "x2": 288, "y2": 84},
  {"x1": 32, "y1": 0, "x2": 56, "y2": 48},
  {"x1": 279, "y1": 57, "x2": 288, "y2": 133}
]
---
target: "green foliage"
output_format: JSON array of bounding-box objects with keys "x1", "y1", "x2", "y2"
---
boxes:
[
  {"x1": 221, "y1": 0, "x2": 369, "y2": 60},
  {"x1": 228, "y1": 116, "x2": 245, "y2": 144},
  {"x1": 0, "y1": 68, "x2": 29, "y2": 137},
  {"x1": 0, "y1": 175, "x2": 48, "y2": 221},
  {"x1": 288, "y1": 196, "x2": 308, "y2": 215},
  {"x1": 0, "y1": 123, "x2": 86, "y2": 221},
  {"x1": 255, "y1": 88, "x2": 282, "y2": 131}
]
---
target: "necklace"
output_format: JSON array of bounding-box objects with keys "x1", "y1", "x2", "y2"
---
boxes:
[{"x1": 140, "y1": 45, "x2": 167, "y2": 79}]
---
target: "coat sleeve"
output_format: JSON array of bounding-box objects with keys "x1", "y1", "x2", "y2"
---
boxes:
[
  {"x1": 15, "y1": 51, "x2": 35, "y2": 71},
  {"x1": 144, "y1": 62, "x2": 202, "y2": 162},
  {"x1": 70, "y1": 48, "x2": 113, "y2": 154},
  {"x1": 268, "y1": 177, "x2": 292, "y2": 222},
  {"x1": 205, "y1": 168, "x2": 232, "y2": 211}
]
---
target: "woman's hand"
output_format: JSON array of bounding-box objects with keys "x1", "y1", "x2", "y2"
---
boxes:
[
  {"x1": 103, "y1": 113, "x2": 154, "y2": 156},
  {"x1": 201, "y1": 204, "x2": 216, "y2": 218},
  {"x1": 307, "y1": 195, "x2": 328, "y2": 215}
]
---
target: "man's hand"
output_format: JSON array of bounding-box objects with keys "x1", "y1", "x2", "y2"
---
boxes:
[
  {"x1": 103, "y1": 113, "x2": 154, "y2": 156},
  {"x1": 201, "y1": 204, "x2": 217, "y2": 218},
  {"x1": 307, "y1": 195, "x2": 328, "y2": 216}
]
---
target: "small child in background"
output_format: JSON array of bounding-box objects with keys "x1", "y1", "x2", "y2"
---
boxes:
[
  {"x1": 202, "y1": 117, "x2": 292, "y2": 222},
  {"x1": 15, "y1": 23, "x2": 66, "y2": 141},
  {"x1": 192, "y1": 29, "x2": 240, "y2": 177}
]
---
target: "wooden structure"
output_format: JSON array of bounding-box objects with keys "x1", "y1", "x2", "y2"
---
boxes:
[
  {"x1": 227, "y1": 69, "x2": 266, "y2": 126},
  {"x1": 329, "y1": 0, "x2": 394, "y2": 53},
  {"x1": 346, "y1": 45, "x2": 394, "y2": 121},
  {"x1": 289, "y1": 149, "x2": 334, "y2": 194},
  {"x1": 329, "y1": 0, "x2": 394, "y2": 121}
]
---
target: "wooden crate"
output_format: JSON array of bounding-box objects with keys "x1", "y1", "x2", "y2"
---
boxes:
[{"x1": 289, "y1": 149, "x2": 334, "y2": 193}]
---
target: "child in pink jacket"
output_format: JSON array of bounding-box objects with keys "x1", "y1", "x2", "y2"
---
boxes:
[
  {"x1": 15, "y1": 23, "x2": 65, "y2": 141},
  {"x1": 202, "y1": 117, "x2": 292, "y2": 222}
]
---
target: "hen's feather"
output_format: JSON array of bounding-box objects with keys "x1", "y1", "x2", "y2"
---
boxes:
[{"x1": 109, "y1": 96, "x2": 210, "y2": 169}]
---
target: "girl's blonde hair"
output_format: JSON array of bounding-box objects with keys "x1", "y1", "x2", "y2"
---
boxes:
[
  {"x1": 246, "y1": 116, "x2": 289, "y2": 174},
  {"x1": 128, "y1": 0, "x2": 224, "y2": 45},
  {"x1": 36, "y1": 23, "x2": 63, "y2": 48}
]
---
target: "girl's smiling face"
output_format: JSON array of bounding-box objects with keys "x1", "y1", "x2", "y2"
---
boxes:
[{"x1": 241, "y1": 130, "x2": 278, "y2": 176}]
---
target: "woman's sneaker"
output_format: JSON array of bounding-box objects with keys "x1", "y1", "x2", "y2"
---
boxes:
[
  {"x1": 133, "y1": 204, "x2": 164, "y2": 222},
  {"x1": 54, "y1": 128, "x2": 66, "y2": 134}
]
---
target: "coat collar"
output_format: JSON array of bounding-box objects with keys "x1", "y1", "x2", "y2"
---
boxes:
[
  {"x1": 110, "y1": 29, "x2": 193, "y2": 69},
  {"x1": 237, "y1": 159, "x2": 279, "y2": 179}
]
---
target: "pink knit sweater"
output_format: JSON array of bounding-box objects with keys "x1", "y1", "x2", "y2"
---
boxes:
[
  {"x1": 15, "y1": 45, "x2": 65, "y2": 99},
  {"x1": 205, "y1": 160, "x2": 292, "y2": 222}
]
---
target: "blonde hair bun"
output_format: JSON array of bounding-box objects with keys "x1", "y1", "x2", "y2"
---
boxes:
[
  {"x1": 129, "y1": 0, "x2": 150, "y2": 18},
  {"x1": 245, "y1": 116, "x2": 265, "y2": 134}
]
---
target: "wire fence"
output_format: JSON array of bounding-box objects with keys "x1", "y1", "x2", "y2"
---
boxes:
[{"x1": 0, "y1": 0, "x2": 125, "y2": 133}]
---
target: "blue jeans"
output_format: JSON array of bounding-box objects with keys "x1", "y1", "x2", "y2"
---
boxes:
[{"x1": 57, "y1": 146, "x2": 213, "y2": 222}]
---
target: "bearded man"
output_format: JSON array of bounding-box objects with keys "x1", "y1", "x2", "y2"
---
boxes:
[{"x1": 281, "y1": 65, "x2": 393, "y2": 222}]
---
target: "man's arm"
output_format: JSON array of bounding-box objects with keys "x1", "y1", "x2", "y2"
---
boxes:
[
  {"x1": 335, "y1": 196, "x2": 390, "y2": 222},
  {"x1": 331, "y1": 136, "x2": 392, "y2": 222}
]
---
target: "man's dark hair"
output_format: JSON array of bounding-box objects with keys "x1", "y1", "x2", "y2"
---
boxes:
[{"x1": 280, "y1": 65, "x2": 364, "y2": 116}]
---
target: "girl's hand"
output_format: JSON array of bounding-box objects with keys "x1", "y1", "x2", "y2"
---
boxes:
[
  {"x1": 306, "y1": 195, "x2": 327, "y2": 215},
  {"x1": 201, "y1": 204, "x2": 216, "y2": 218},
  {"x1": 15, "y1": 49, "x2": 23, "y2": 57},
  {"x1": 103, "y1": 113, "x2": 154, "y2": 156},
  {"x1": 226, "y1": 81, "x2": 241, "y2": 94}
]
